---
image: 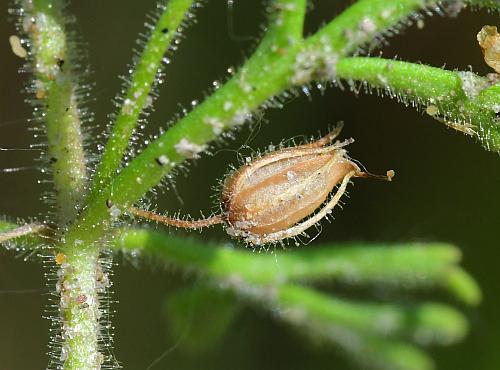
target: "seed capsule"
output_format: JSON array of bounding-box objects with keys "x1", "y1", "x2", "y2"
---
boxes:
[
  {"x1": 130, "y1": 123, "x2": 394, "y2": 246},
  {"x1": 221, "y1": 123, "x2": 393, "y2": 245}
]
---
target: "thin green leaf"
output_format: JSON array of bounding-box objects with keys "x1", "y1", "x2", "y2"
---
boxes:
[{"x1": 115, "y1": 229, "x2": 480, "y2": 305}]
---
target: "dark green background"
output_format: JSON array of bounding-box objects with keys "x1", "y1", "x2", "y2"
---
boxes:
[{"x1": 1, "y1": 1, "x2": 499, "y2": 369}]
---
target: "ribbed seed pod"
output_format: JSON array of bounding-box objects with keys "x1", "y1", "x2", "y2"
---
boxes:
[
  {"x1": 130, "y1": 123, "x2": 393, "y2": 246},
  {"x1": 221, "y1": 124, "x2": 393, "y2": 245},
  {"x1": 222, "y1": 147, "x2": 356, "y2": 234}
]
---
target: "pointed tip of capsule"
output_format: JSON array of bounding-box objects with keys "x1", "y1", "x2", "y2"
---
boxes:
[{"x1": 356, "y1": 169, "x2": 395, "y2": 182}]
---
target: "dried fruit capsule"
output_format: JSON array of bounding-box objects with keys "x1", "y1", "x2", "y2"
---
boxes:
[
  {"x1": 130, "y1": 123, "x2": 394, "y2": 246},
  {"x1": 221, "y1": 123, "x2": 393, "y2": 245}
]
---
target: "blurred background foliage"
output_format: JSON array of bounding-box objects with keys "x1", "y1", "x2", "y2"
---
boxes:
[{"x1": 0, "y1": 1, "x2": 499, "y2": 369}]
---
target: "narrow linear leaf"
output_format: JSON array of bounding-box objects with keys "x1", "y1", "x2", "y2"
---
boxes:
[
  {"x1": 443, "y1": 267, "x2": 482, "y2": 306},
  {"x1": 115, "y1": 229, "x2": 480, "y2": 305},
  {"x1": 273, "y1": 284, "x2": 468, "y2": 346}
]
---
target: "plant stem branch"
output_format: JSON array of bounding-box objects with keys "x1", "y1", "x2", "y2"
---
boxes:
[
  {"x1": 22, "y1": 0, "x2": 87, "y2": 225},
  {"x1": 55, "y1": 247, "x2": 103, "y2": 369},
  {"x1": 0, "y1": 222, "x2": 49, "y2": 243},
  {"x1": 7, "y1": 0, "x2": 494, "y2": 368},
  {"x1": 21, "y1": 1, "x2": 102, "y2": 369},
  {"x1": 130, "y1": 206, "x2": 223, "y2": 228},
  {"x1": 265, "y1": 0, "x2": 307, "y2": 47},
  {"x1": 306, "y1": 0, "x2": 425, "y2": 54},
  {"x1": 91, "y1": 0, "x2": 196, "y2": 196},
  {"x1": 0, "y1": 219, "x2": 58, "y2": 254},
  {"x1": 334, "y1": 57, "x2": 500, "y2": 151}
]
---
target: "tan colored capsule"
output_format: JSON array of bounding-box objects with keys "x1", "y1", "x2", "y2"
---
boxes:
[
  {"x1": 221, "y1": 123, "x2": 393, "y2": 245},
  {"x1": 130, "y1": 123, "x2": 394, "y2": 246}
]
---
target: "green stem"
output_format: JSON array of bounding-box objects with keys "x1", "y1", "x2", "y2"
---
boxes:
[
  {"x1": 23, "y1": 0, "x2": 87, "y2": 225},
  {"x1": 90, "y1": 0, "x2": 196, "y2": 197},
  {"x1": 0, "y1": 222, "x2": 47, "y2": 243},
  {"x1": 264, "y1": 0, "x2": 307, "y2": 47},
  {"x1": 306, "y1": 0, "x2": 425, "y2": 54},
  {"x1": 115, "y1": 229, "x2": 480, "y2": 305},
  {"x1": 0, "y1": 223, "x2": 106, "y2": 369},
  {"x1": 56, "y1": 248, "x2": 103, "y2": 369},
  {"x1": 334, "y1": 57, "x2": 500, "y2": 151},
  {"x1": 20, "y1": 1, "x2": 103, "y2": 369},
  {"x1": 0, "y1": 219, "x2": 51, "y2": 247}
]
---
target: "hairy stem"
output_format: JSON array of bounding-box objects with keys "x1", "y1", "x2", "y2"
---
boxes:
[
  {"x1": 0, "y1": 222, "x2": 49, "y2": 243},
  {"x1": 21, "y1": 0, "x2": 87, "y2": 225},
  {"x1": 56, "y1": 248, "x2": 103, "y2": 369},
  {"x1": 19, "y1": 1, "x2": 102, "y2": 369},
  {"x1": 90, "y1": 0, "x2": 196, "y2": 196},
  {"x1": 334, "y1": 57, "x2": 500, "y2": 151},
  {"x1": 130, "y1": 206, "x2": 223, "y2": 229},
  {"x1": 0, "y1": 216, "x2": 52, "y2": 250}
]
